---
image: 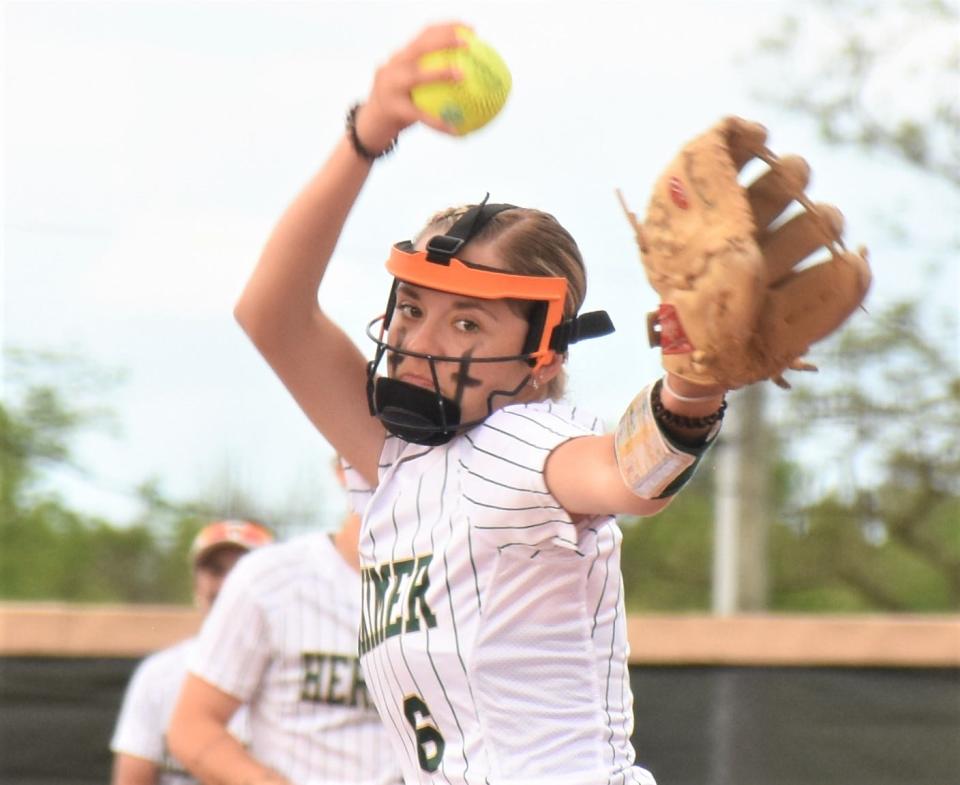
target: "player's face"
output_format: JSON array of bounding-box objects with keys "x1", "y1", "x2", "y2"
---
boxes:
[
  {"x1": 387, "y1": 244, "x2": 538, "y2": 423},
  {"x1": 193, "y1": 546, "x2": 246, "y2": 614}
]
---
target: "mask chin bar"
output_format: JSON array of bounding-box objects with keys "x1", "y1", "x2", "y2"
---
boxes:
[{"x1": 365, "y1": 332, "x2": 534, "y2": 446}]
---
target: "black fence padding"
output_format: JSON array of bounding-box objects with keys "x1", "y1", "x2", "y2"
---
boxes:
[
  {"x1": 0, "y1": 657, "x2": 137, "y2": 784},
  {"x1": 630, "y1": 666, "x2": 960, "y2": 785},
  {"x1": 0, "y1": 658, "x2": 958, "y2": 784}
]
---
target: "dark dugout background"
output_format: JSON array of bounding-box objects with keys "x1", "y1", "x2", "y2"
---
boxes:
[{"x1": 1, "y1": 656, "x2": 957, "y2": 784}]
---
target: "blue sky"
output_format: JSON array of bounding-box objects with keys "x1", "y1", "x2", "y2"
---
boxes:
[{"x1": 4, "y1": 1, "x2": 957, "y2": 530}]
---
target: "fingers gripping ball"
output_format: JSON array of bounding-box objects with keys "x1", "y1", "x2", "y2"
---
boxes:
[
  {"x1": 412, "y1": 28, "x2": 511, "y2": 135},
  {"x1": 617, "y1": 116, "x2": 872, "y2": 390}
]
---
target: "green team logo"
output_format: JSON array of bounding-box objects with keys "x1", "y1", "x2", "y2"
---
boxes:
[{"x1": 359, "y1": 553, "x2": 437, "y2": 655}]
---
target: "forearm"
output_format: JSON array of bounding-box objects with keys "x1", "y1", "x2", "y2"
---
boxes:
[
  {"x1": 169, "y1": 717, "x2": 291, "y2": 785},
  {"x1": 169, "y1": 674, "x2": 290, "y2": 785},
  {"x1": 111, "y1": 753, "x2": 159, "y2": 785},
  {"x1": 611, "y1": 374, "x2": 726, "y2": 504}
]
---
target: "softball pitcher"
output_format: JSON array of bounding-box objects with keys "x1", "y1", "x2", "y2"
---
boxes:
[{"x1": 233, "y1": 21, "x2": 869, "y2": 785}]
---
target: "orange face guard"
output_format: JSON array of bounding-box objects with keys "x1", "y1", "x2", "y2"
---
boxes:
[
  {"x1": 384, "y1": 241, "x2": 569, "y2": 371},
  {"x1": 365, "y1": 199, "x2": 614, "y2": 446}
]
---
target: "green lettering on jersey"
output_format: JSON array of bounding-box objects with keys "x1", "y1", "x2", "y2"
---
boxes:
[
  {"x1": 359, "y1": 553, "x2": 437, "y2": 655},
  {"x1": 301, "y1": 651, "x2": 371, "y2": 707}
]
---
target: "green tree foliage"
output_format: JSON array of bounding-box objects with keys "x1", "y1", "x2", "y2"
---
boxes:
[
  {"x1": 620, "y1": 449, "x2": 800, "y2": 613},
  {"x1": 621, "y1": 300, "x2": 959, "y2": 613},
  {"x1": 770, "y1": 301, "x2": 960, "y2": 611},
  {"x1": 1, "y1": 349, "x2": 320, "y2": 603},
  {"x1": 753, "y1": 0, "x2": 959, "y2": 185},
  {"x1": 1, "y1": 351, "x2": 204, "y2": 603},
  {"x1": 721, "y1": 0, "x2": 960, "y2": 613},
  {"x1": 619, "y1": 461, "x2": 715, "y2": 612}
]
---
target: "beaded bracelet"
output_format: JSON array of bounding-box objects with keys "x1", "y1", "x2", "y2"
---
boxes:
[
  {"x1": 345, "y1": 102, "x2": 397, "y2": 162},
  {"x1": 651, "y1": 378, "x2": 727, "y2": 429}
]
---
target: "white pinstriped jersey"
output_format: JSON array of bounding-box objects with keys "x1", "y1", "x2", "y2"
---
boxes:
[
  {"x1": 111, "y1": 638, "x2": 249, "y2": 784},
  {"x1": 351, "y1": 401, "x2": 657, "y2": 785},
  {"x1": 189, "y1": 532, "x2": 402, "y2": 785}
]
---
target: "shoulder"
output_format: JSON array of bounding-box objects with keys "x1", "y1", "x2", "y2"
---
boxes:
[
  {"x1": 455, "y1": 402, "x2": 605, "y2": 552},
  {"x1": 464, "y1": 400, "x2": 603, "y2": 458},
  {"x1": 458, "y1": 401, "x2": 601, "y2": 504},
  {"x1": 488, "y1": 400, "x2": 604, "y2": 434}
]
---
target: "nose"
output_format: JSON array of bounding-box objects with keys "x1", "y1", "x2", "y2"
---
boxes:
[{"x1": 395, "y1": 316, "x2": 445, "y2": 359}]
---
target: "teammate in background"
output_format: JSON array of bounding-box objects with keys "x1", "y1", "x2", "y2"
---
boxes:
[
  {"x1": 110, "y1": 519, "x2": 274, "y2": 785},
  {"x1": 225, "y1": 22, "x2": 738, "y2": 785},
  {"x1": 166, "y1": 461, "x2": 402, "y2": 785}
]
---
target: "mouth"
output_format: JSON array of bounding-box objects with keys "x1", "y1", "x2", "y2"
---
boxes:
[{"x1": 397, "y1": 373, "x2": 436, "y2": 390}]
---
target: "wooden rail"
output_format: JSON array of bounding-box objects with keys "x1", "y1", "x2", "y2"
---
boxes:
[{"x1": 1, "y1": 602, "x2": 957, "y2": 666}]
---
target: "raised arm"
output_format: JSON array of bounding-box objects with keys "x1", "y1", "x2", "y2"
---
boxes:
[{"x1": 234, "y1": 23, "x2": 465, "y2": 485}]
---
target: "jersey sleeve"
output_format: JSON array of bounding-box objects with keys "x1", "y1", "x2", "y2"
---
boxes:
[
  {"x1": 340, "y1": 455, "x2": 374, "y2": 517},
  {"x1": 188, "y1": 556, "x2": 270, "y2": 702},
  {"x1": 459, "y1": 403, "x2": 599, "y2": 553},
  {"x1": 110, "y1": 655, "x2": 165, "y2": 762}
]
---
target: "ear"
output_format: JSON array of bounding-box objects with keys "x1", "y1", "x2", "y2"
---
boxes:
[{"x1": 537, "y1": 352, "x2": 565, "y2": 385}]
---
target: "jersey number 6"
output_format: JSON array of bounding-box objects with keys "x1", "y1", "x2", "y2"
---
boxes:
[{"x1": 403, "y1": 694, "x2": 446, "y2": 772}]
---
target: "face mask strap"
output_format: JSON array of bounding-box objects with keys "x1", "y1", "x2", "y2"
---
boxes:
[
  {"x1": 424, "y1": 195, "x2": 517, "y2": 265},
  {"x1": 549, "y1": 310, "x2": 616, "y2": 353}
]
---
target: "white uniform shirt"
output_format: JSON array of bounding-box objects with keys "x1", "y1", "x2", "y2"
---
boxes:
[
  {"x1": 354, "y1": 401, "x2": 657, "y2": 785},
  {"x1": 111, "y1": 638, "x2": 248, "y2": 784},
  {"x1": 189, "y1": 532, "x2": 402, "y2": 785}
]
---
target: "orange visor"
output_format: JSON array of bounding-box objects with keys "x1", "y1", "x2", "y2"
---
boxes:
[
  {"x1": 385, "y1": 242, "x2": 568, "y2": 369},
  {"x1": 189, "y1": 519, "x2": 274, "y2": 565}
]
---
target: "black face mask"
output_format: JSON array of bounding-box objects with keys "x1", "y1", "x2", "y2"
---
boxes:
[
  {"x1": 369, "y1": 374, "x2": 461, "y2": 447},
  {"x1": 365, "y1": 319, "x2": 536, "y2": 445}
]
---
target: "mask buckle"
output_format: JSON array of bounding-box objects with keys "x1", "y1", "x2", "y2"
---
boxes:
[{"x1": 425, "y1": 235, "x2": 465, "y2": 264}]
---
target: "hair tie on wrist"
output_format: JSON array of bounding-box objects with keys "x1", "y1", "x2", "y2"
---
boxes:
[
  {"x1": 662, "y1": 375, "x2": 724, "y2": 403},
  {"x1": 345, "y1": 102, "x2": 397, "y2": 162},
  {"x1": 652, "y1": 379, "x2": 727, "y2": 429}
]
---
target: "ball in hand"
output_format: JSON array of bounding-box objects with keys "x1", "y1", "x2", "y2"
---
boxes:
[{"x1": 412, "y1": 28, "x2": 512, "y2": 136}]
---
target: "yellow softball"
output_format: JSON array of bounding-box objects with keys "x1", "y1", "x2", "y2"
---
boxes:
[{"x1": 412, "y1": 28, "x2": 511, "y2": 136}]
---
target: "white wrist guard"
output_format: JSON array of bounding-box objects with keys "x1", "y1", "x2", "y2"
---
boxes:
[{"x1": 615, "y1": 381, "x2": 713, "y2": 498}]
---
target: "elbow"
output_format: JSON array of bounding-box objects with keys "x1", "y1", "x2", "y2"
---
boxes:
[
  {"x1": 233, "y1": 292, "x2": 263, "y2": 339},
  {"x1": 233, "y1": 287, "x2": 318, "y2": 356},
  {"x1": 233, "y1": 293, "x2": 282, "y2": 354},
  {"x1": 620, "y1": 492, "x2": 672, "y2": 518},
  {"x1": 641, "y1": 495, "x2": 672, "y2": 516}
]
